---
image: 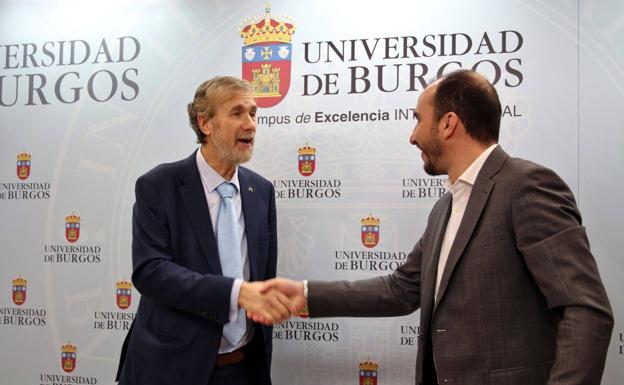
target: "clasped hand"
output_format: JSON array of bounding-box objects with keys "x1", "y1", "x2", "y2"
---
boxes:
[{"x1": 238, "y1": 278, "x2": 305, "y2": 325}]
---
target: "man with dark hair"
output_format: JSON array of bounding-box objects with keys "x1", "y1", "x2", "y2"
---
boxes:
[
  {"x1": 116, "y1": 76, "x2": 300, "y2": 385},
  {"x1": 257, "y1": 70, "x2": 613, "y2": 385}
]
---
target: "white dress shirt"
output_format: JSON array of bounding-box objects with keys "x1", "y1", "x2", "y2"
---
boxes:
[
  {"x1": 435, "y1": 144, "x2": 498, "y2": 300},
  {"x1": 195, "y1": 149, "x2": 253, "y2": 353}
]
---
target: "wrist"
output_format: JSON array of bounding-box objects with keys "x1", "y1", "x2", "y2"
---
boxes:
[{"x1": 238, "y1": 281, "x2": 250, "y2": 306}]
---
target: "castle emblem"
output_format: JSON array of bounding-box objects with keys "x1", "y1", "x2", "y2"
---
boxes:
[
  {"x1": 240, "y1": 6, "x2": 296, "y2": 107},
  {"x1": 12, "y1": 277, "x2": 27, "y2": 306},
  {"x1": 358, "y1": 360, "x2": 379, "y2": 385},
  {"x1": 297, "y1": 144, "x2": 316, "y2": 176},
  {"x1": 65, "y1": 214, "x2": 80, "y2": 243},
  {"x1": 61, "y1": 343, "x2": 77, "y2": 373},
  {"x1": 16, "y1": 152, "x2": 31, "y2": 180},
  {"x1": 116, "y1": 280, "x2": 132, "y2": 310},
  {"x1": 361, "y1": 215, "x2": 380, "y2": 248}
]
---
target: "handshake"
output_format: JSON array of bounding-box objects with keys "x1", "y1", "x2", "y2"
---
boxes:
[{"x1": 238, "y1": 278, "x2": 306, "y2": 326}]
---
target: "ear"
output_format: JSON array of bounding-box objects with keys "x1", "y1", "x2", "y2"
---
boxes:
[
  {"x1": 198, "y1": 115, "x2": 213, "y2": 137},
  {"x1": 438, "y1": 112, "x2": 459, "y2": 140}
]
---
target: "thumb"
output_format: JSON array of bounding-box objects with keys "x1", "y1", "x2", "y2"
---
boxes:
[{"x1": 258, "y1": 279, "x2": 275, "y2": 294}]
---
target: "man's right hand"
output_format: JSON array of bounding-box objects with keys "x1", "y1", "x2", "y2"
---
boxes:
[
  {"x1": 246, "y1": 278, "x2": 306, "y2": 325},
  {"x1": 238, "y1": 281, "x2": 302, "y2": 326}
]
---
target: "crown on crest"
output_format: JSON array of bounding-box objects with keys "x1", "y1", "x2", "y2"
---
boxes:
[
  {"x1": 361, "y1": 215, "x2": 380, "y2": 227},
  {"x1": 116, "y1": 280, "x2": 132, "y2": 290},
  {"x1": 12, "y1": 277, "x2": 27, "y2": 286},
  {"x1": 65, "y1": 214, "x2": 80, "y2": 224},
  {"x1": 359, "y1": 360, "x2": 379, "y2": 371},
  {"x1": 17, "y1": 152, "x2": 31, "y2": 162},
  {"x1": 240, "y1": 5, "x2": 296, "y2": 45},
  {"x1": 298, "y1": 144, "x2": 316, "y2": 156},
  {"x1": 62, "y1": 344, "x2": 77, "y2": 354}
]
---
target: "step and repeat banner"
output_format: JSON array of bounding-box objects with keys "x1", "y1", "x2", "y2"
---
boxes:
[{"x1": 1, "y1": 1, "x2": 623, "y2": 384}]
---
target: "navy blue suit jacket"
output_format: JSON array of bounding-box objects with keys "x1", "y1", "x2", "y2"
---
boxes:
[{"x1": 116, "y1": 151, "x2": 277, "y2": 385}]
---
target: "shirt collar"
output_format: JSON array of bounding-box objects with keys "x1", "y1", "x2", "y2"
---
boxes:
[
  {"x1": 445, "y1": 143, "x2": 498, "y2": 190},
  {"x1": 195, "y1": 148, "x2": 240, "y2": 193}
]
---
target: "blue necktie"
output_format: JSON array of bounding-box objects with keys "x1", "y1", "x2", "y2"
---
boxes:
[{"x1": 216, "y1": 182, "x2": 246, "y2": 345}]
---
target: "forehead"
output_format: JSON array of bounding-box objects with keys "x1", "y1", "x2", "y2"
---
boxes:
[
  {"x1": 416, "y1": 85, "x2": 436, "y2": 111},
  {"x1": 217, "y1": 91, "x2": 256, "y2": 110}
]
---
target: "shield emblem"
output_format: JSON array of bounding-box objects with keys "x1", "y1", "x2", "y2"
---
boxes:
[
  {"x1": 360, "y1": 216, "x2": 381, "y2": 248},
  {"x1": 241, "y1": 7, "x2": 296, "y2": 108},
  {"x1": 359, "y1": 361, "x2": 379, "y2": 385},
  {"x1": 16, "y1": 152, "x2": 31, "y2": 180},
  {"x1": 297, "y1": 304, "x2": 309, "y2": 318},
  {"x1": 361, "y1": 225, "x2": 380, "y2": 248},
  {"x1": 297, "y1": 144, "x2": 316, "y2": 176},
  {"x1": 117, "y1": 288, "x2": 131, "y2": 309},
  {"x1": 116, "y1": 281, "x2": 132, "y2": 310},
  {"x1": 298, "y1": 153, "x2": 315, "y2": 176},
  {"x1": 12, "y1": 278, "x2": 27, "y2": 306},
  {"x1": 61, "y1": 344, "x2": 77, "y2": 373},
  {"x1": 65, "y1": 214, "x2": 80, "y2": 243},
  {"x1": 359, "y1": 370, "x2": 378, "y2": 385}
]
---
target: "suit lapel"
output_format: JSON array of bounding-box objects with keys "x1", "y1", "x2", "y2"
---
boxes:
[
  {"x1": 178, "y1": 151, "x2": 223, "y2": 274},
  {"x1": 434, "y1": 147, "x2": 508, "y2": 310},
  {"x1": 238, "y1": 168, "x2": 262, "y2": 281}
]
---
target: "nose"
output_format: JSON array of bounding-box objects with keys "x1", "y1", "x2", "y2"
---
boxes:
[
  {"x1": 409, "y1": 125, "x2": 418, "y2": 146},
  {"x1": 243, "y1": 113, "x2": 256, "y2": 131}
]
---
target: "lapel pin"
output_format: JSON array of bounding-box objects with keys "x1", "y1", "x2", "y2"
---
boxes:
[{"x1": 249, "y1": 186, "x2": 254, "y2": 192}]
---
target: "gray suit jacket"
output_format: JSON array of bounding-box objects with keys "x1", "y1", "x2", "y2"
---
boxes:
[{"x1": 308, "y1": 146, "x2": 613, "y2": 385}]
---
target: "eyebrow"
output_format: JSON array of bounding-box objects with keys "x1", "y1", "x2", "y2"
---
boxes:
[{"x1": 229, "y1": 103, "x2": 256, "y2": 112}]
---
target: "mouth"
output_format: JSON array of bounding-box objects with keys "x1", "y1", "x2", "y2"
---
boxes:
[{"x1": 237, "y1": 137, "x2": 254, "y2": 148}]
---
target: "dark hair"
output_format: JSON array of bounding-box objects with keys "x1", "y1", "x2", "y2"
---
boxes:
[
  {"x1": 433, "y1": 69, "x2": 501, "y2": 143},
  {"x1": 187, "y1": 76, "x2": 253, "y2": 144}
]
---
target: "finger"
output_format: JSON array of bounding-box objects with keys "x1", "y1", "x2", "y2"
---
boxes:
[
  {"x1": 273, "y1": 289, "x2": 299, "y2": 315},
  {"x1": 259, "y1": 278, "x2": 279, "y2": 294},
  {"x1": 253, "y1": 314, "x2": 271, "y2": 326},
  {"x1": 266, "y1": 293, "x2": 291, "y2": 321},
  {"x1": 258, "y1": 309, "x2": 275, "y2": 325}
]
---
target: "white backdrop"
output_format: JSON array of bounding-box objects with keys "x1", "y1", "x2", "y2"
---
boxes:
[{"x1": 0, "y1": 1, "x2": 622, "y2": 384}]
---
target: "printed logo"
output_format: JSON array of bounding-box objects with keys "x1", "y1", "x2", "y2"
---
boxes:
[
  {"x1": 241, "y1": 6, "x2": 296, "y2": 108},
  {"x1": 273, "y1": 320, "x2": 340, "y2": 342},
  {"x1": 43, "y1": 215, "x2": 101, "y2": 264},
  {"x1": 298, "y1": 144, "x2": 316, "y2": 177},
  {"x1": 12, "y1": 277, "x2": 27, "y2": 306},
  {"x1": 298, "y1": 304, "x2": 309, "y2": 318},
  {"x1": 361, "y1": 215, "x2": 380, "y2": 248},
  {"x1": 359, "y1": 360, "x2": 379, "y2": 385},
  {"x1": 16, "y1": 152, "x2": 31, "y2": 180},
  {"x1": 93, "y1": 280, "x2": 136, "y2": 330},
  {"x1": 65, "y1": 214, "x2": 80, "y2": 243},
  {"x1": 61, "y1": 344, "x2": 77, "y2": 373},
  {"x1": 116, "y1": 280, "x2": 132, "y2": 310}
]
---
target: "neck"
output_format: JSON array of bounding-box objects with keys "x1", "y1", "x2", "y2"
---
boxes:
[
  {"x1": 447, "y1": 142, "x2": 494, "y2": 183},
  {"x1": 200, "y1": 145, "x2": 236, "y2": 181}
]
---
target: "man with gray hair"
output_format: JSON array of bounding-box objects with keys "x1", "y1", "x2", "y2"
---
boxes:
[{"x1": 116, "y1": 76, "x2": 300, "y2": 385}]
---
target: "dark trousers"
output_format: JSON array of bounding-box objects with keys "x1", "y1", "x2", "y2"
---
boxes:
[
  {"x1": 207, "y1": 356, "x2": 254, "y2": 385},
  {"x1": 208, "y1": 337, "x2": 271, "y2": 385}
]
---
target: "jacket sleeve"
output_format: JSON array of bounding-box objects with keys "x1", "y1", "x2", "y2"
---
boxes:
[
  {"x1": 308, "y1": 237, "x2": 423, "y2": 317},
  {"x1": 131, "y1": 175, "x2": 234, "y2": 324},
  {"x1": 511, "y1": 163, "x2": 613, "y2": 385}
]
